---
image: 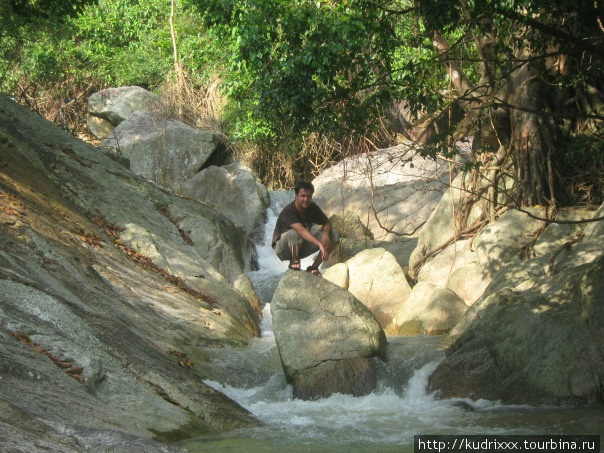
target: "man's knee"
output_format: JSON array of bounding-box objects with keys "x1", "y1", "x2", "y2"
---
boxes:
[
  {"x1": 275, "y1": 229, "x2": 303, "y2": 260},
  {"x1": 283, "y1": 229, "x2": 303, "y2": 247}
]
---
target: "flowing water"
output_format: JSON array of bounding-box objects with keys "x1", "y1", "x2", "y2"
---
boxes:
[{"x1": 179, "y1": 192, "x2": 603, "y2": 453}]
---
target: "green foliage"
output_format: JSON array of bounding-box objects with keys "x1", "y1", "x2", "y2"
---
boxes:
[
  {"x1": 197, "y1": 0, "x2": 402, "y2": 143},
  {"x1": 1, "y1": 0, "x2": 226, "y2": 93},
  {"x1": 1, "y1": 0, "x2": 602, "y2": 197},
  {"x1": 0, "y1": 0, "x2": 97, "y2": 36},
  {"x1": 0, "y1": 0, "x2": 229, "y2": 138}
]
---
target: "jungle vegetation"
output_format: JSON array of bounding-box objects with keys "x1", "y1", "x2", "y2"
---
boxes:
[{"x1": 1, "y1": 0, "x2": 603, "y2": 217}]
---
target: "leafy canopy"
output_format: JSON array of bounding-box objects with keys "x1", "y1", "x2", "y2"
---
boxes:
[
  {"x1": 0, "y1": 0, "x2": 97, "y2": 36},
  {"x1": 197, "y1": 0, "x2": 410, "y2": 143}
]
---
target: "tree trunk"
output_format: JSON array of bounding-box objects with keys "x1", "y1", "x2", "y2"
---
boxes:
[{"x1": 505, "y1": 44, "x2": 556, "y2": 208}]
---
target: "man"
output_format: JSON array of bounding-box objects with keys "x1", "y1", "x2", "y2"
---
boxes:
[{"x1": 272, "y1": 181, "x2": 338, "y2": 276}]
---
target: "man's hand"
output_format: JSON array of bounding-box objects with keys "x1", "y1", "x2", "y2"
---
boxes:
[
  {"x1": 318, "y1": 242, "x2": 328, "y2": 261},
  {"x1": 320, "y1": 231, "x2": 330, "y2": 260}
]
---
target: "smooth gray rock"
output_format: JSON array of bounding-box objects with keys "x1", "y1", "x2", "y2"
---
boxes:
[
  {"x1": 313, "y1": 145, "x2": 449, "y2": 243},
  {"x1": 0, "y1": 94, "x2": 261, "y2": 450},
  {"x1": 271, "y1": 270, "x2": 387, "y2": 400},
  {"x1": 446, "y1": 260, "x2": 491, "y2": 305},
  {"x1": 102, "y1": 110, "x2": 221, "y2": 192},
  {"x1": 388, "y1": 282, "x2": 468, "y2": 335},
  {"x1": 473, "y1": 207, "x2": 546, "y2": 277},
  {"x1": 322, "y1": 210, "x2": 375, "y2": 267},
  {"x1": 179, "y1": 163, "x2": 270, "y2": 240},
  {"x1": 88, "y1": 86, "x2": 160, "y2": 139},
  {"x1": 428, "y1": 254, "x2": 604, "y2": 405},
  {"x1": 408, "y1": 172, "x2": 485, "y2": 275},
  {"x1": 417, "y1": 239, "x2": 475, "y2": 287},
  {"x1": 324, "y1": 247, "x2": 412, "y2": 329}
]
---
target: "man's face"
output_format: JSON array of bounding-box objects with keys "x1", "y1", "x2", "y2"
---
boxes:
[{"x1": 295, "y1": 188, "x2": 313, "y2": 210}]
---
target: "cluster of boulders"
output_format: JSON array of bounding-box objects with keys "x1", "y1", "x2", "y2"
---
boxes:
[
  {"x1": 310, "y1": 147, "x2": 603, "y2": 405},
  {"x1": 89, "y1": 86, "x2": 604, "y2": 405},
  {"x1": 1, "y1": 83, "x2": 602, "y2": 452},
  {"x1": 89, "y1": 86, "x2": 270, "y2": 241}
]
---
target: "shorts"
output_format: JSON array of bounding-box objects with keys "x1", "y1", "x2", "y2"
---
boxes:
[{"x1": 273, "y1": 225, "x2": 339, "y2": 260}]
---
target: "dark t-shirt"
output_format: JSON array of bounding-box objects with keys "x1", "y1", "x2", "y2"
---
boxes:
[{"x1": 271, "y1": 201, "x2": 329, "y2": 248}]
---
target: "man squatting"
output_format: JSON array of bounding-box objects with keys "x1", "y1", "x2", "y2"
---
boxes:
[{"x1": 271, "y1": 181, "x2": 339, "y2": 276}]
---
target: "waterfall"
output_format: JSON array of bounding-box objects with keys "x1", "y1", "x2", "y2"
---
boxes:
[{"x1": 181, "y1": 191, "x2": 604, "y2": 452}]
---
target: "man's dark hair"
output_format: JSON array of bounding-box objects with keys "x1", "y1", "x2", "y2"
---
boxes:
[{"x1": 295, "y1": 181, "x2": 314, "y2": 194}]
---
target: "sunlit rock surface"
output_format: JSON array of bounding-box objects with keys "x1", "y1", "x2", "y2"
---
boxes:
[
  {"x1": 271, "y1": 270, "x2": 387, "y2": 400},
  {"x1": 0, "y1": 94, "x2": 262, "y2": 450}
]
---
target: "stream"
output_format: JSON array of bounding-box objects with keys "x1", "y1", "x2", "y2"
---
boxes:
[{"x1": 179, "y1": 191, "x2": 603, "y2": 453}]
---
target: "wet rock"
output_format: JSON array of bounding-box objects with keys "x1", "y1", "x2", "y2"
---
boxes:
[{"x1": 271, "y1": 270, "x2": 386, "y2": 400}]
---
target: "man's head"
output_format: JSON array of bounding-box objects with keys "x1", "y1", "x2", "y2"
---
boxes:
[
  {"x1": 294, "y1": 181, "x2": 314, "y2": 211},
  {"x1": 294, "y1": 181, "x2": 314, "y2": 195}
]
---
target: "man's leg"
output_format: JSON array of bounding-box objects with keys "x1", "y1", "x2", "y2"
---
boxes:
[{"x1": 274, "y1": 229, "x2": 304, "y2": 269}]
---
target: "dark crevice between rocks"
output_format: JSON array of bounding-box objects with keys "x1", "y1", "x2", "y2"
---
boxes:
[
  {"x1": 9, "y1": 330, "x2": 85, "y2": 383},
  {"x1": 158, "y1": 206, "x2": 194, "y2": 246},
  {"x1": 197, "y1": 139, "x2": 231, "y2": 172}
]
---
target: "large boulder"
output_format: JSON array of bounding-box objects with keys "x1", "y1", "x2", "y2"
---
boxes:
[
  {"x1": 0, "y1": 94, "x2": 262, "y2": 449},
  {"x1": 179, "y1": 162, "x2": 270, "y2": 240},
  {"x1": 323, "y1": 247, "x2": 412, "y2": 329},
  {"x1": 322, "y1": 210, "x2": 375, "y2": 268},
  {"x1": 416, "y1": 239, "x2": 490, "y2": 305},
  {"x1": 313, "y1": 145, "x2": 450, "y2": 243},
  {"x1": 427, "y1": 204, "x2": 604, "y2": 405},
  {"x1": 387, "y1": 282, "x2": 468, "y2": 335},
  {"x1": 445, "y1": 260, "x2": 491, "y2": 305},
  {"x1": 408, "y1": 171, "x2": 484, "y2": 276},
  {"x1": 537, "y1": 206, "x2": 604, "y2": 275},
  {"x1": 271, "y1": 271, "x2": 387, "y2": 400},
  {"x1": 88, "y1": 86, "x2": 160, "y2": 139},
  {"x1": 473, "y1": 207, "x2": 546, "y2": 278},
  {"x1": 101, "y1": 110, "x2": 223, "y2": 192},
  {"x1": 416, "y1": 239, "x2": 474, "y2": 287},
  {"x1": 158, "y1": 201, "x2": 259, "y2": 281}
]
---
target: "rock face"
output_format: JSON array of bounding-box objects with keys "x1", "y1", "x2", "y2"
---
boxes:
[
  {"x1": 387, "y1": 282, "x2": 468, "y2": 335},
  {"x1": 0, "y1": 94, "x2": 262, "y2": 450},
  {"x1": 101, "y1": 110, "x2": 223, "y2": 192},
  {"x1": 408, "y1": 171, "x2": 484, "y2": 276},
  {"x1": 88, "y1": 86, "x2": 160, "y2": 139},
  {"x1": 473, "y1": 207, "x2": 547, "y2": 278},
  {"x1": 322, "y1": 210, "x2": 375, "y2": 267},
  {"x1": 179, "y1": 162, "x2": 270, "y2": 240},
  {"x1": 271, "y1": 270, "x2": 387, "y2": 400},
  {"x1": 313, "y1": 145, "x2": 450, "y2": 243},
  {"x1": 416, "y1": 239, "x2": 489, "y2": 306},
  {"x1": 427, "y1": 206, "x2": 604, "y2": 405},
  {"x1": 323, "y1": 247, "x2": 412, "y2": 329}
]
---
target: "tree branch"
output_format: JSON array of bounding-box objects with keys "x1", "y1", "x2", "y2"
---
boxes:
[{"x1": 494, "y1": 7, "x2": 604, "y2": 59}]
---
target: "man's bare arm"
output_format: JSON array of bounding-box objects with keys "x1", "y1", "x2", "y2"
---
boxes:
[{"x1": 290, "y1": 222, "x2": 328, "y2": 260}]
